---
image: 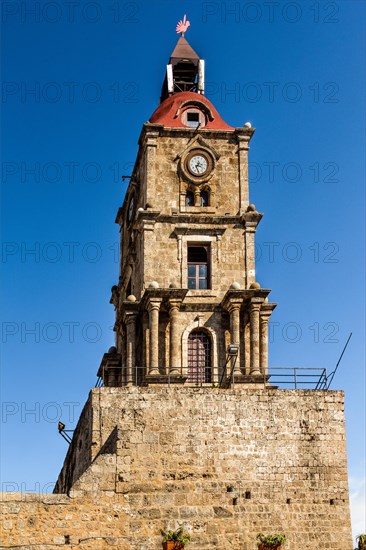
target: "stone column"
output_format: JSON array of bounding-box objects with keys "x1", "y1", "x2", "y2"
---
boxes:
[
  {"x1": 194, "y1": 189, "x2": 201, "y2": 206},
  {"x1": 243, "y1": 312, "x2": 251, "y2": 375},
  {"x1": 125, "y1": 313, "x2": 137, "y2": 386},
  {"x1": 228, "y1": 302, "x2": 241, "y2": 375},
  {"x1": 250, "y1": 300, "x2": 262, "y2": 376},
  {"x1": 119, "y1": 326, "x2": 126, "y2": 386},
  {"x1": 142, "y1": 311, "x2": 149, "y2": 378},
  {"x1": 259, "y1": 304, "x2": 276, "y2": 376},
  {"x1": 169, "y1": 300, "x2": 181, "y2": 376},
  {"x1": 147, "y1": 298, "x2": 162, "y2": 375},
  {"x1": 260, "y1": 312, "x2": 270, "y2": 375}
]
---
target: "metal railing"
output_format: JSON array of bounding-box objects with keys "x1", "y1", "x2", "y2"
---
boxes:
[
  {"x1": 268, "y1": 367, "x2": 328, "y2": 389},
  {"x1": 96, "y1": 365, "x2": 328, "y2": 390}
]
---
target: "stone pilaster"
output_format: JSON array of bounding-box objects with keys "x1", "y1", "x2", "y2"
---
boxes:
[
  {"x1": 244, "y1": 224, "x2": 257, "y2": 287},
  {"x1": 237, "y1": 134, "x2": 251, "y2": 212},
  {"x1": 242, "y1": 209, "x2": 263, "y2": 288},
  {"x1": 143, "y1": 128, "x2": 159, "y2": 208}
]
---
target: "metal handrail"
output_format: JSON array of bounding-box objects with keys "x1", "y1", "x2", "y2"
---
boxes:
[
  {"x1": 95, "y1": 365, "x2": 328, "y2": 390},
  {"x1": 268, "y1": 367, "x2": 328, "y2": 389}
]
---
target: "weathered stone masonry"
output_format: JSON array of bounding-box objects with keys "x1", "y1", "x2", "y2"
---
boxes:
[{"x1": 1, "y1": 387, "x2": 353, "y2": 549}]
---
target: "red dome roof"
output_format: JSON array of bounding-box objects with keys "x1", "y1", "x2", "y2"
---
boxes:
[{"x1": 149, "y1": 92, "x2": 234, "y2": 131}]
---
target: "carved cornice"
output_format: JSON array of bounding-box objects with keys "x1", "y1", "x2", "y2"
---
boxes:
[
  {"x1": 141, "y1": 123, "x2": 236, "y2": 141},
  {"x1": 241, "y1": 210, "x2": 263, "y2": 229},
  {"x1": 162, "y1": 214, "x2": 240, "y2": 225},
  {"x1": 96, "y1": 351, "x2": 122, "y2": 378},
  {"x1": 173, "y1": 226, "x2": 226, "y2": 237},
  {"x1": 141, "y1": 288, "x2": 188, "y2": 311},
  {"x1": 222, "y1": 288, "x2": 271, "y2": 311}
]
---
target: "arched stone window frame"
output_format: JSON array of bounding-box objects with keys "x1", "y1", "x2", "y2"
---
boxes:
[
  {"x1": 181, "y1": 107, "x2": 207, "y2": 128},
  {"x1": 181, "y1": 321, "x2": 218, "y2": 384},
  {"x1": 174, "y1": 100, "x2": 215, "y2": 123}
]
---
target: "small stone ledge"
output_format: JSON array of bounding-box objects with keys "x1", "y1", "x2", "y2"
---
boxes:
[{"x1": 90, "y1": 386, "x2": 344, "y2": 398}]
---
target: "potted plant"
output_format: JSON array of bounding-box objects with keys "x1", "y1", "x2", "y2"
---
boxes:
[
  {"x1": 161, "y1": 526, "x2": 191, "y2": 550},
  {"x1": 257, "y1": 533, "x2": 287, "y2": 549},
  {"x1": 356, "y1": 534, "x2": 366, "y2": 550}
]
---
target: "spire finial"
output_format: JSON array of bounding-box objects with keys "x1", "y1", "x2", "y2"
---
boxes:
[{"x1": 176, "y1": 14, "x2": 191, "y2": 37}]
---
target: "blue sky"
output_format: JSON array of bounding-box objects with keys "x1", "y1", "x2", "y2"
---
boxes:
[{"x1": 1, "y1": 0, "x2": 365, "y2": 542}]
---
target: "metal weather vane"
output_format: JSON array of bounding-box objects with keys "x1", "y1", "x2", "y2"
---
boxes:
[{"x1": 176, "y1": 14, "x2": 191, "y2": 36}]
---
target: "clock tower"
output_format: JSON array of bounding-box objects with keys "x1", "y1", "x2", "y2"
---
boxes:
[
  {"x1": 2, "y1": 21, "x2": 353, "y2": 550},
  {"x1": 100, "y1": 33, "x2": 276, "y2": 389},
  {"x1": 43, "y1": 27, "x2": 352, "y2": 550}
]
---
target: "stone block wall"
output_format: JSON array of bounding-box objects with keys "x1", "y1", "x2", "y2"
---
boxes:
[
  {"x1": 140, "y1": 219, "x2": 248, "y2": 296},
  {"x1": 1, "y1": 492, "x2": 131, "y2": 549},
  {"x1": 9, "y1": 387, "x2": 349, "y2": 549},
  {"x1": 118, "y1": 127, "x2": 252, "y2": 302}
]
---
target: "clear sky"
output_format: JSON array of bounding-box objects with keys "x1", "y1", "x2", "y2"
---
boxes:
[{"x1": 1, "y1": 0, "x2": 365, "y2": 542}]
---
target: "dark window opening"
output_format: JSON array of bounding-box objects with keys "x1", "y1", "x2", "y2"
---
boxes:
[
  {"x1": 200, "y1": 190, "x2": 209, "y2": 206},
  {"x1": 187, "y1": 330, "x2": 211, "y2": 383},
  {"x1": 182, "y1": 107, "x2": 206, "y2": 128},
  {"x1": 188, "y1": 245, "x2": 210, "y2": 289},
  {"x1": 187, "y1": 112, "x2": 200, "y2": 127},
  {"x1": 186, "y1": 190, "x2": 194, "y2": 206},
  {"x1": 173, "y1": 61, "x2": 197, "y2": 92}
]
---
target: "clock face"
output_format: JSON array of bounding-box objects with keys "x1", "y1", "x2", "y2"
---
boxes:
[
  {"x1": 189, "y1": 154, "x2": 208, "y2": 175},
  {"x1": 182, "y1": 149, "x2": 214, "y2": 183}
]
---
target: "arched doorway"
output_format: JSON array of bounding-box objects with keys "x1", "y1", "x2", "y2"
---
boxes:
[{"x1": 187, "y1": 330, "x2": 211, "y2": 383}]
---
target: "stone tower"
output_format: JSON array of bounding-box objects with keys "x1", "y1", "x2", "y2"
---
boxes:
[
  {"x1": 1, "y1": 33, "x2": 353, "y2": 550},
  {"x1": 100, "y1": 35, "x2": 276, "y2": 389}
]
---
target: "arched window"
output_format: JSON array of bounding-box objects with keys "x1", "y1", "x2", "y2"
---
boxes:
[
  {"x1": 186, "y1": 190, "x2": 194, "y2": 206},
  {"x1": 200, "y1": 190, "x2": 209, "y2": 206},
  {"x1": 187, "y1": 330, "x2": 211, "y2": 383}
]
